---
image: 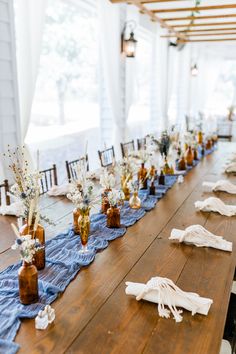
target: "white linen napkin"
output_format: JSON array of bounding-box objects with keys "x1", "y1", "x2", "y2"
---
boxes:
[
  {"x1": 195, "y1": 197, "x2": 236, "y2": 217},
  {"x1": 169, "y1": 224, "x2": 232, "y2": 252},
  {"x1": 0, "y1": 201, "x2": 24, "y2": 217},
  {"x1": 225, "y1": 162, "x2": 236, "y2": 174},
  {"x1": 47, "y1": 183, "x2": 70, "y2": 196},
  {"x1": 202, "y1": 180, "x2": 236, "y2": 194},
  {"x1": 125, "y1": 276, "x2": 213, "y2": 323}
]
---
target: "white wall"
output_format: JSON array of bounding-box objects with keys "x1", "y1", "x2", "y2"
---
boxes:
[{"x1": 0, "y1": 0, "x2": 20, "y2": 180}]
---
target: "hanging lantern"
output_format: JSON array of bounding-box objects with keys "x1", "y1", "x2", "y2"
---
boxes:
[
  {"x1": 121, "y1": 21, "x2": 137, "y2": 58},
  {"x1": 191, "y1": 63, "x2": 198, "y2": 77}
]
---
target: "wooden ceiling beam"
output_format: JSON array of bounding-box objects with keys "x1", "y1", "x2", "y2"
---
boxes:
[
  {"x1": 152, "y1": 4, "x2": 236, "y2": 13},
  {"x1": 162, "y1": 32, "x2": 236, "y2": 37},
  {"x1": 180, "y1": 27, "x2": 236, "y2": 33},
  {"x1": 172, "y1": 21, "x2": 236, "y2": 28},
  {"x1": 179, "y1": 37, "x2": 236, "y2": 42},
  {"x1": 110, "y1": 0, "x2": 186, "y2": 39},
  {"x1": 165, "y1": 14, "x2": 236, "y2": 22}
]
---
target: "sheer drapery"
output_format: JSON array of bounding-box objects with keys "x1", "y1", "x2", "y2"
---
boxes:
[
  {"x1": 15, "y1": 0, "x2": 47, "y2": 150},
  {"x1": 176, "y1": 46, "x2": 191, "y2": 129},
  {"x1": 98, "y1": 0, "x2": 124, "y2": 152}
]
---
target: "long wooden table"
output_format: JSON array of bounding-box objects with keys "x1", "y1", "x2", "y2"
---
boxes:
[{"x1": 1, "y1": 142, "x2": 236, "y2": 354}]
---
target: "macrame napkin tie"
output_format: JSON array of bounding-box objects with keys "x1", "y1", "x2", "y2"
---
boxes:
[
  {"x1": 169, "y1": 224, "x2": 232, "y2": 252},
  {"x1": 195, "y1": 197, "x2": 236, "y2": 216},
  {"x1": 125, "y1": 276, "x2": 213, "y2": 323},
  {"x1": 202, "y1": 180, "x2": 236, "y2": 194}
]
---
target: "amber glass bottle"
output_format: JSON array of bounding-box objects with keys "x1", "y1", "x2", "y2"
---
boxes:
[
  {"x1": 185, "y1": 146, "x2": 193, "y2": 167},
  {"x1": 159, "y1": 170, "x2": 165, "y2": 185},
  {"x1": 73, "y1": 208, "x2": 81, "y2": 234},
  {"x1": 18, "y1": 261, "x2": 38, "y2": 305},
  {"x1": 101, "y1": 189, "x2": 111, "y2": 214},
  {"x1": 20, "y1": 221, "x2": 45, "y2": 271},
  {"x1": 193, "y1": 147, "x2": 198, "y2": 161},
  {"x1": 178, "y1": 156, "x2": 186, "y2": 171},
  {"x1": 149, "y1": 181, "x2": 155, "y2": 195},
  {"x1": 149, "y1": 165, "x2": 156, "y2": 179},
  {"x1": 138, "y1": 163, "x2": 148, "y2": 190},
  {"x1": 107, "y1": 206, "x2": 120, "y2": 228},
  {"x1": 197, "y1": 131, "x2": 203, "y2": 144},
  {"x1": 206, "y1": 139, "x2": 212, "y2": 150}
]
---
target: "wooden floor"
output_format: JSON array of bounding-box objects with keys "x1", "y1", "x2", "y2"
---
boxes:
[{"x1": 1, "y1": 142, "x2": 236, "y2": 354}]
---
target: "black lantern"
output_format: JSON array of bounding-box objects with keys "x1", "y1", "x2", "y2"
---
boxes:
[{"x1": 121, "y1": 21, "x2": 137, "y2": 58}]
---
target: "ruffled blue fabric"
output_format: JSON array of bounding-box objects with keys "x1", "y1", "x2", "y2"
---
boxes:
[{"x1": 0, "y1": 146, "x2": 216, "y2": 353}]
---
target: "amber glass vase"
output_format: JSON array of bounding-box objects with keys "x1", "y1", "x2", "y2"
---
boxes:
[
  {"x1": 159, "y1": 170, "x2": 165, "y2": 185},
  {"x1": 178, "y1": 156, "x2": 186, "y2": 171},
  {"x1": 193, "y1": 147, "x2": 198, "y2": 161},
  {"x1": 149, "y1": 182, "x2": 155, "y2": 196},
  {"x1": 121, "y1": 175, "x2": 130, "y2": 201},
  {"x1": 149, "y1": 165, "x2": 156, "y2": 179},
  {"x1": 206, "y1": 139, "x2": 212, "y2": 150},
  {"x1": 78, "y1": 208, "x2": 90, "y2": 253},
  {"x1": 185, "y1": 146, "x2": 193, "y2": 167},
  {"x1": 129, "y1": 191, "x2": 141, "y2": 209},
  {"x1": 197, "y1": 131, "x2": 203, "y2": 144},
  {"x1": 107, "y1": 206, "x2": 120, "y2": 228},
  {"x1": 163, "y1": 158, "x2": 172, "y2": 175},
  {"x1": 20, "y1": 221, "x2": 45, "y2": 271},
  {"x1": 138, "y1": 163, "x2": 148, "y2": 190},
  {"x1": 18, "y1": 261, "x2": 38, "y2": 305},
  {"x1": 101, "y1": 189, "x2": 111, "y2": 214},
  {"x1": 73, "y1": 208, "x2": 81, "y2": 234}
]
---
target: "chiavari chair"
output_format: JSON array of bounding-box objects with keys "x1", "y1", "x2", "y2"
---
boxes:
[
  {"x1": 0, "y1": 179, "x2": 10, "y2": 206},
  {"x1": 39, "y1": 164, "x2": 58, "y2": 195},
  {"x1": 120, "y1": 140, "x2": 135, "y2": 158},
  {"x1": 137, "y1": 137, "x2": 146, "y2": 150},
  {"x1": 98, "y1": 146, "x2": 115, "y2": 168},
  {"x1": 65, "y1": 155, "x2": 89, "y2": 182}
]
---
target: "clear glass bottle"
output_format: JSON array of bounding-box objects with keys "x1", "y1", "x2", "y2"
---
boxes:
[{"x1": 129, "y1": 191, "x2": 141, "y2": 209}]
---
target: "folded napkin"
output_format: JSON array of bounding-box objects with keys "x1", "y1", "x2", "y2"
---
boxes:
[
  {"x1": 0, "y1": 201, "x2": 24, "y2": 217},
  {"x1": 47, "y1": 183, "x2": 70, "y2": 196},
  {"x1": 195, "y1": 197, "x2": 236, "y2": 217},
  {"x1": 125, "y1": 276, "x2": 213, "y2": 322},
  {"x1": 169, "y1": 224, "x2": 232, "y2": 252},
  {"x1": 225, "y1": 162, "x2": 236, "y2": 174},
  {"x1": 202, "y1": 180, "x2": 236, "y2": 194}
]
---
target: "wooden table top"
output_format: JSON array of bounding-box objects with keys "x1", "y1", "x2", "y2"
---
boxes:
[{"x1": 1, "y1": 142, "x2": 236, "y2": 354}]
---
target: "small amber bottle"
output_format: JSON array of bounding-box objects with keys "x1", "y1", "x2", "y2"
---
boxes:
[{"x1": 20, "y1": 220, "x2": 45, "y2": 271}]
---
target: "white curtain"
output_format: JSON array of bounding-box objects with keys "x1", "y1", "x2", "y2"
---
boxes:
[
  {"x1": 176, "y1": 45, "x2": 191, "y2": 130},
  {"x1": 15, "y1": 0, "x2": 47, "y2": 155},
  {"x1": 98, "y1": 0, "x2": 124, "y2": 153}
]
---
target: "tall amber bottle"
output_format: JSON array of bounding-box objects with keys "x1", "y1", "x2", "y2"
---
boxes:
[
  {"x1": 101, "y1": 189, "x2": 111, "y2": 214},
  {"x1": 185, "y1": 146, "x2": 194, "y2": 167},
  {"x1": 18, "y1": 261, "x2": 38, "y2": 305},
  {"x1": 138, "y1": 163, "x2": 148, "y2": 190},
  {"x1": 178, "y1": 156, "x2": 186, "y2": 171},
  {"x1": 159, "y1": 170, "x2": 165, "y2": 185},
  {"x1": 197, "y1": 131, "x2": 203, "y2": 144},
  {"x1": 20, "y1": 221, "x2": 45, "y2": 271}
]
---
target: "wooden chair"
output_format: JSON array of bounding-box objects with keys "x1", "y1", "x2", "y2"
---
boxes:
[
  {"x1": 98, "y1": 146, "x2": 115, "y2": 168},
  {"x1": 120, "y1": 140, "x2": 135, "y2": 158},
  {"x1": 217, "y1": 121, "x2": 233, "y2": 142},
  {"x1": 65, "y1": 155, "x2": 89, "y2": 182},
  {"x1": 39, "y1": 164, "x2": 58, "y2": 195},
  {"x1": 0, "y1": 179, "x2": 10, "y2": 206},
  {"x1": 137, "y1": 138, "x2": 146, "y2": 150}
]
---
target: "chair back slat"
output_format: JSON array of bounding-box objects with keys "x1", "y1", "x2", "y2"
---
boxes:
[
  {"x1": 39, "y1": 165, "x2": 58, "y2": 195},
  {"x1": 65, "y1": 155, "x2": 89, "y2": 183},
  {"x1": 0, "y1": 180, "x2": 10, "y2": 206},
  {"x1": 137, "y1": 138, "x2": 146, "y2": 150},
  {"x1": 98, "y1": 146, "x2": 115, "y2": 168},
  {"x1": 120, "y1": 140, "x2": 135, "y2": 158}
]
